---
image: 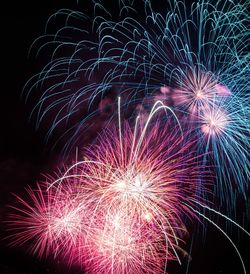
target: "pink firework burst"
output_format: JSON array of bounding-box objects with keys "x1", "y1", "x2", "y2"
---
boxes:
[
  {"x1": 6, "y1": 181, "x2": 87, "y2": 261},
  {"x1": 6, "y1": 102, "x2": 209, "y2": 273},
  {"x1": 64, "y1": 127, "x2": 205, "y2": 272},
  {"x1": 172, "y1": 68, "x2": 231, "y2": 114},
  {"x1": 200, "y1": 107, "x2": 229, "y2": 137}
]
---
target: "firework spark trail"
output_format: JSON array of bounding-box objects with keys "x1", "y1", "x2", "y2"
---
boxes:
[{"x1": 185, "y1": 202, "x2": 248, "y2": 274}]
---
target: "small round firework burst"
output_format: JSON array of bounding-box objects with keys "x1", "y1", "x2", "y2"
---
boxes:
[
  {"x1": 172, "y1": 68, "x2": 231, "y2": 114},
  {"x1": 200, "y1": 107, "x2": 229, "y2": 137},
  {"x1": 6, "y1": 182, "x2": 86, "y2": 260}
]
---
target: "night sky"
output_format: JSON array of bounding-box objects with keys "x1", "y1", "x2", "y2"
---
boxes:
[{"x1": 0, "y1": 1, "x2": 249, "y2": 273}]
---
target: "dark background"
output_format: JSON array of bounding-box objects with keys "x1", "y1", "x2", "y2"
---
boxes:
[{"x1": 0, "y1": 1, "x2": 249, "y2": 273}]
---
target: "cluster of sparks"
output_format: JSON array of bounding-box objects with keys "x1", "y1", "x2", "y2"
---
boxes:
[{"x1": 6, "y1": 0, "x2": 250, "y2": 273}]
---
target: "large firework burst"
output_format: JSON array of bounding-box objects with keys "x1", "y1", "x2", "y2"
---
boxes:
[
  {"x1": 6, "y1": 100, "x2": 249, "y2": 273},
  {"x1": 7, "y1": 101, "x2": 210, "y2": 273}
]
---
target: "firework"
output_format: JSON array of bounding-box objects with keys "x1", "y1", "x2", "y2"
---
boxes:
[
  {"x1": 171, "y1": 69, "x2": 232, "y2": 115},
  {"x1": 197, "y1": 95, "x2": 249, "y2": 209},
  {"x1": 6, "y1": 182, "x2": 86, "y2": 261},
  {"x1": 7, "y1": 101, "x2": 210, "y2": 273},
  {"x1": 8, "y1": 0, "x2": 250, "y2": 272}
]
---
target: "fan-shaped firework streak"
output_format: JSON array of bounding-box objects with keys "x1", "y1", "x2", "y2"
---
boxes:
[{"x1": 6, "y1": 101, "x2": 249, "y2": 273}]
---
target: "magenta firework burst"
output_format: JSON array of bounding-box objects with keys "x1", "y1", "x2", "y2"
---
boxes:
[
  {"x1": 6, "y1": 182, "x2": 86, "y2": 260},
  {"x1": 6, "y1": 102, "x2": 209, "y2": 273}
]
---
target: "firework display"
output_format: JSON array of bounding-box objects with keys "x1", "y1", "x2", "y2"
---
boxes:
[{"x1": 5, "y1": 0, "x2": 249, "y2": 273}]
